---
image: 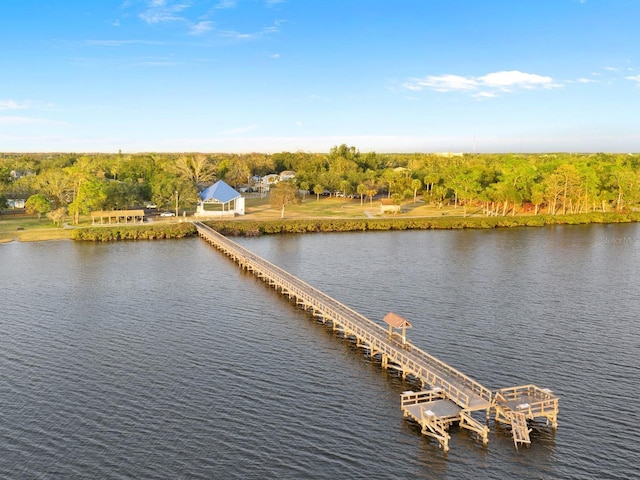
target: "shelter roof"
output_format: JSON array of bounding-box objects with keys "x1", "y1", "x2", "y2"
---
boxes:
[
  {"x1": 383, "y1": 312, "x2": 413, "y2": 328},
  {"x1": 199, "y1": 180, "x2": 241, "y2": 203}
]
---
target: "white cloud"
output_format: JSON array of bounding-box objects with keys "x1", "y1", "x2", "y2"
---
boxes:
[
  {"x1": 135, "y1": 59, "x2": 182, "y2": 66},
  {"x1": 219, "y1": 24, "x2": 279, "y2": 41},
  {"x1": 403, "y1": 70, "x2": 562, "y2": 97},
  {"x1": 574, "y1": 77, "x2": 598, "y2": 84},
  {"x1": 85, "y1": 39, "x2": 166, "y2": 47},
  {"x1": 478, "y1": 71, "x2": 558, "y2": 90},
  {"x1": 625, "y1": 75, "x2": 640, "y2": 84},
  {"x1": 189, "y1": 20, "x2": 213, "y2": 35},
  {"x1": 0, "y1": 100, "x2": 30, "y2": 111},
  {"x1": 139, "y1": 0, "x2": 190, "y2": 24},
  {"x1": 131, "y1": 0, "x2": 280, "y2": 39},
  {"x1": 472, "y1": 91, "x2": 498, "y2": 99},
  {"x1": 0, "y1": 116, "x2": 65, "y2": 126},
  {"x1": 215, "y1": 0, "x2": 236, "y2": 8},
  {"x1": 404, "y1": 74, "x2": 478, "y2": 92}
]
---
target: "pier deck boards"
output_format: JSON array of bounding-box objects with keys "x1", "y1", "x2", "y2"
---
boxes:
[{"x1": 194, "y1": 222, "x2": 559, "y2": 451}]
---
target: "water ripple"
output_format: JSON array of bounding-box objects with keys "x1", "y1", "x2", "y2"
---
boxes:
[{"x1": 1, "y1": 227, "x2": 639, "y2": 479}]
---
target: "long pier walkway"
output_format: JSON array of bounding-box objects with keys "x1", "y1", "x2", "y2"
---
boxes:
[{"x1": 195, "y1": 222, "x2": 559, "y2": 451}]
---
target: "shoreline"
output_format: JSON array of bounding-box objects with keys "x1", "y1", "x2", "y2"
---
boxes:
[{"x1": 3, "y1": 211, "x2": 638, "y2": 243}]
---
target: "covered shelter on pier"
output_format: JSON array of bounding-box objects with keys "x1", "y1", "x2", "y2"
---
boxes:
[{"x1": 384, "y1": 312, "x2": 412, "y2": 345}]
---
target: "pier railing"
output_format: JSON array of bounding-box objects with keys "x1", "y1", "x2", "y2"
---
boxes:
[{"x1": 195, "y1": 222, "x2": 492, "y2": 410}]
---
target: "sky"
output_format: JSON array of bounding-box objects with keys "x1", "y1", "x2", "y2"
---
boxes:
[{"x1": 1, "y1": 0, "x2": 640, "y2": 154}]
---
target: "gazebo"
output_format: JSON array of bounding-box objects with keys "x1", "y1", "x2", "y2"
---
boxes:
[{"x1": 196, "y1": 180, "x2": 245, "y2": 217}]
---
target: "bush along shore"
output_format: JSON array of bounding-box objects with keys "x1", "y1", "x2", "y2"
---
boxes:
[
  {"x1": 205, "y1": 212, "x2": 640, "y2": 237},
  {"x1": 72, "y1": 222, "x2": 197, "y2": 241},
  {"x1": 69, "y1": 212, "x2": 639, "y2": 241}
]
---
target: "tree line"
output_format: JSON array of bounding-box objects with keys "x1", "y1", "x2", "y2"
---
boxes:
[{"x1": 1, "y1": 147, "x2": 639, "y2": 223}]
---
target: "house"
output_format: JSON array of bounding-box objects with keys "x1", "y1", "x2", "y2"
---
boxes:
[
  {"x1": 9, "y1": 170, "x2": 34, "y2": 181},
  {"x1": 196, "y1": 180, "x2": 245, "y2": 217},
  {"x1": 260, "y1": 174, "x2": 280, "y2": 192},
  {"x1": 279, "y1": 170, "x2": 296, "y2": 181},
  {"x1": 7, "y1": 198, "x2": 26, "y2": 209}
]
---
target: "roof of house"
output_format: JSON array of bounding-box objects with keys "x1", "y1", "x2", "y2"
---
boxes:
[{"x1": 199, "y1": 180, "x2": 241, "y2": 203}]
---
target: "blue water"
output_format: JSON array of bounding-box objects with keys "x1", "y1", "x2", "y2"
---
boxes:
[{"x1": 1, "y1": 223, "x2": 639, "y2": 479}]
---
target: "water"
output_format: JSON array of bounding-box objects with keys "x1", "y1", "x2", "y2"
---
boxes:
[{"x1": 1, "y1": 224, "x2": 639, "y2": 479}]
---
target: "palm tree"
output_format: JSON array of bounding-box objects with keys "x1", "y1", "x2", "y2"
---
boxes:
[{"x1": 411, "y1": 178, "x2": 422, "y2": 204}]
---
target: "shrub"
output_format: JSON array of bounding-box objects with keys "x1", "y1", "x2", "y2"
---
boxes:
[
  {"x1": 204, "y1": 212, "x2": 638, "y2": 237},
  {"x1": 72, "y1": 223, "x2": 197, "y2": 241}
]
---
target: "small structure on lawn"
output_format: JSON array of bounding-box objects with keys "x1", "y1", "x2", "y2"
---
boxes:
[
  {"x1": 91, "y1": 209, "x2": 145, "y2": 224},
  {"x1": 380, "y1": 198, "x2": 401, "y2": 214},
  {"x1": 196, "y1": 180, "x2": 244, "y2": 217}
]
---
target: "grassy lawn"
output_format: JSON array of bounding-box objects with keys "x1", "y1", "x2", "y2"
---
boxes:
[
  {"x1": 242, "y1": 195, "x2": 463, "y2": 220},
  {"x1": 0, "y1": 197, "x2": 497, "y2": 242},
  {"x1": 0, "y1": 216, "x2": 73, "y2": 243}
]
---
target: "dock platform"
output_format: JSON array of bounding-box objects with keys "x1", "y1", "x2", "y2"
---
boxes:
[{"x1": 194, "y1": 222, "x2": 559, "y2": 451}]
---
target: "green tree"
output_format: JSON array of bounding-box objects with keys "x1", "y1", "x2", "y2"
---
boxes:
[
  {"x1": 68, "y1": 178, "x2": 107, "y2": 224},
  {"x1": 530, "y1": 183, "x2": 545, "y2": 215},
  {"x1": 313, "y1": 184, "x2": 324, "y2": 201},
  {"x1": 269, "y1": 180, "x2": 299, "y2": 218},
  {"x1": 104, "y1": 178, "x2": 146, "y2": 210},
  {"x1": 497, "y1": 158, "x2": 537, "y2": 215},
  {"x1": 541, "y1": 172, "x2": 563, "y2": 215},
  {"x1": 150, "y1": 171, "x2": 196, "y2": 212},
  {"x1": 555, "y1": 164, "x2": 582, "y2": 215},
  {"x1": 447, "y1": 169, "x2": 481, "y2": 216},
  {"x1": 46, "y1": 207, "x2": 67, "y2": 227},
  {"x1": 175, "y1": 154, "x2": 217, "y2": 188},
  {"x1": 36, "y1": 168, "x2": 73, "y2": 208},
  {"x1": 299, "y1": 181, "x2": 310, "y2": 201},
  {"x1": 607, "y1": 164, "x2": 639, "y2": 213},
  {"x1": 356, "y1": 183, "x2": 367, "y2": 206},
  {"x1": 381, "y1": 169, "x2": 402, "y2": 198},
  {"x1": 423, "y1": 171, "x2": 443, "y2": 201},
  {"x1": 223, "y1": 157, "x2": 250, "y2": 188},
  {"x1": 411, "y1": 178, "x2": 422, "y2": 204},
  {"x1": 365, "y1": 181, "x2": 378, "y2": 206},
  {"x1": 25, "y1": 193, "x2": 51, "y2": 221},
  {"x1": 339, "y1": 179, "x2": 351, "y2": 199}
]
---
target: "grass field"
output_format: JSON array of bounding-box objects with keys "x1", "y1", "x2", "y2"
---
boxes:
[
  {"x1": 0, "y1": 195, "x2": 547, "y2": 242},
  {"x1": 0, "y1": 216, "x2": 74, "y2": 243},
  {"x1": 243, "y1": 195, "x2": 465, "y2": 219}
]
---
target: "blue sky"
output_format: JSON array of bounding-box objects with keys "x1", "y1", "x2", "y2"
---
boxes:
[{"x1": 1, "y1": 0, "x2": 639, "y2": 153}]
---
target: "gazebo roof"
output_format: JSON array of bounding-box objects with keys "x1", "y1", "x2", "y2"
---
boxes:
[
  {"x1": 199, "y1": 180, "x2": 241, "y2": 203},
  {"x1": 383, "y1": 312, "x2": 413, "y2": 329}
]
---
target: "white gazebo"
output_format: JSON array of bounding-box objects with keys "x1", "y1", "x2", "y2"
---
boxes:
[{"x1": 196, "y1": 180, "x2": 245, "y2": 217}]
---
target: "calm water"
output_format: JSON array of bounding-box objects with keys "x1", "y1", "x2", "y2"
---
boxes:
[{"x1": 1, "y1": 224, "x2": 639, "y2": 479}]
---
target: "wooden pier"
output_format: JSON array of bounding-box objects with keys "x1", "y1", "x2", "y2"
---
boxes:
[{"x1": 195, "y1": 222, "x2": 559, "y2": 451}]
